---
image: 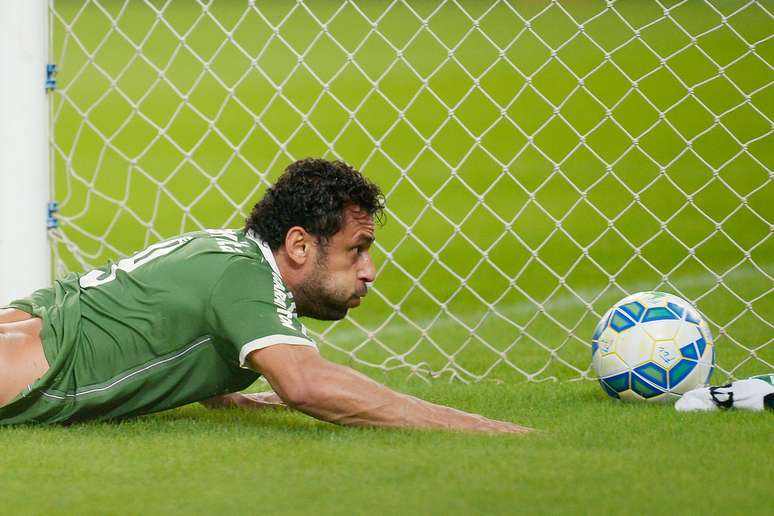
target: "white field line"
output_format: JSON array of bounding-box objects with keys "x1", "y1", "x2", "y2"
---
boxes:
[{"x1": 318, "y1": 263, "x2": 772, "y2": 346}]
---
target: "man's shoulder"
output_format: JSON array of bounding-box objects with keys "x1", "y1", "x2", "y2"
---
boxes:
[
  {"x1": 134, "y1": 229, "x2": 272, "y2": 290},
  {"x1": 172, "y1": 229, "x2": 265, "y2": 267},
  {"x1": 182, "y1": 229, "x2": 256, "y2": 253},
  {"x1": 193, "y1": 230, "x2": 279, "y2": 294}
]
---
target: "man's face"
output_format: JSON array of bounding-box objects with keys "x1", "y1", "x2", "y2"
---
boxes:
[{"x1": 296, "y1": 205, "x2": 376, "y2": 320}]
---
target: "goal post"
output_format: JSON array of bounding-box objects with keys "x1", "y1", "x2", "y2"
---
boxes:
[
  {"x1": 45, "y1": 0, "x2": 773, "y2": 383},
  {"x1": 0, "y1": 0, "x2": 52, "y2": 303}
]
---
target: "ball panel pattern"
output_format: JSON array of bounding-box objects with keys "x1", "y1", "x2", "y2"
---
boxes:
[
  {"x1": 610, "y1": 310, "x2": 635, "y2": 332},
  {"x1": 642, "y1": 306, "x2": 679, "y2": 323},
  {"x1": 666, "y1": 302, "x2": 685, "y2": 318},
  {"x1": 619, "y1": 301, "x2": 645, "y2": 321},
  {"x1": 631, "y1": 374, "x2": 664, "y2": 398},
  {"x1": 668, "y1": 359, "x2": 696, "y2": 388},
  {"x1": 634, "y1": 363, "x2": 668, "y2": 389},
  {"x1": 640, "y1": 319, "x2": 681, "y2": 341},
  {"x1": 670, "y1": 359, "x2": 711, "y2": 395},
  {"x1": 615, "y1": 326, "x2": 653, "y2": 366},
  {"x1": 651, "y1": 341, "x2": 680, "y2": 368},
  {"x1": 603, "y1": 371, "x2": 630, "y2": 393},
  {"x1": 679, "y1": 341, "x2": 699, "y2": 360},
  {"x1": 597, "y1": 328, "x2": 617, "y2": 354},
  {"x1": 696, "y1": 337, "x2": 707, "y2": 357},
  {"x1": 598, "y1": 379, "x2": 620, "y2": 399}
]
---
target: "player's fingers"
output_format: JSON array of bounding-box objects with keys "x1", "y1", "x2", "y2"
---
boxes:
[
  {"x1": 494, "y1": 420, "x2": 534, "y2": 434},
  {"x1": 244, "y1": 392, "x2": 287, "y2": 407},
  {"x1": 504, "y1": 424, "x2": 533, "y2": 434},
  {"x1": 482, "y1": 419, "x2": 533, "y2": 434}
]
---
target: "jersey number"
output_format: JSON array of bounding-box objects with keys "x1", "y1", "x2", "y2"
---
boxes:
[{"x1": 79, "y1": 237, "x2": 192, "y2": 288}]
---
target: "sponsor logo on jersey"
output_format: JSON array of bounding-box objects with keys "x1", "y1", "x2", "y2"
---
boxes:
[
  {"x1": 271, "y1": 271, "x2": 296, "y2": 330},
  {"x1": 240, "y1": 229, "x2": 300, "y2": 332}
]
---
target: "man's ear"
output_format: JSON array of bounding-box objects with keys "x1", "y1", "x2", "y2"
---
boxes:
[{"x1": 284, "y1": 226, "x2": 312, "y2": 265}]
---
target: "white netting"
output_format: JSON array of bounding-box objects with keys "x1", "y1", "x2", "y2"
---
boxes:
[{"x1": 49, "y1": 0, "x2": 773, "y2": 382}]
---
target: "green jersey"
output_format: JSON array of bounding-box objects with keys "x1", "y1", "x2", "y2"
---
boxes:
[{"x1": 0, "y1": 229, "x2": 316, "y2": 425}]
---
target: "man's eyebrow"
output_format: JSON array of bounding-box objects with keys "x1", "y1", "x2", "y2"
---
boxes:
[{"x1": 354, "y1": 233, "x2": 375, "y2": 245}]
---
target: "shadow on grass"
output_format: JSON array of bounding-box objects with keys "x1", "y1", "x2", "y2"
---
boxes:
[{"x1": 1, "y1": 406, "x2": 338, "y2": 439}]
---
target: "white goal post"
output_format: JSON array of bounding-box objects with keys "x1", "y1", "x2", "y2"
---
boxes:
[
  {"x1": 8, "y1": 0, "x2": 773, "y2": 383},
  {"x1": 0, "y1": 0, "x2": 51, "y2": 302}
]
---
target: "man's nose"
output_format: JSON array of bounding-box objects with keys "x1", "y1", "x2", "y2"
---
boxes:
[{"x1": 359, "y1": 252, "x2": 376, "y2": 283}]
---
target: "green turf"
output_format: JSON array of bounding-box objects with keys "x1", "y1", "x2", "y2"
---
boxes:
[
  {"x1": 1, "y1": 382, "x2": 772, "y2": 515},
  {"x1": 7, "y1": 2, "x2": 770, "y2": 512}
]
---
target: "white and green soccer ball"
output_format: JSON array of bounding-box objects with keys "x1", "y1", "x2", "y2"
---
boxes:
[{"x1": 592, "y1": 291, "x2": 715, "y2": 402}]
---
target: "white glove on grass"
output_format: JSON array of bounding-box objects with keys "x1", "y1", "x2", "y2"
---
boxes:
[{"x1": 675, "y1": 374, "x2": 774, "y2": 412}]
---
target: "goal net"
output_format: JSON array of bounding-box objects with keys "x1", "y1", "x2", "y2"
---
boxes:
[{"x1": 49, "y1": 0, "x2": 772, "y2": 383}]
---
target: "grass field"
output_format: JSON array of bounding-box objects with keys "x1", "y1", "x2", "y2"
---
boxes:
[
  {"x1": 2, "y1": 382, "x2": 772, "y2": 515},
  {"x1": 3, "y1": 1, "x2": 772, "y2": 514}
]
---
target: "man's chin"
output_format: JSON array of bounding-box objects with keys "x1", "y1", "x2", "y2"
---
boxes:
[
  {"x1": 304, "y1": 303, "x2": 350, "y2": 321},
  {"x1": 316, "y1": 309, "x2": 348, "y2": 321}
]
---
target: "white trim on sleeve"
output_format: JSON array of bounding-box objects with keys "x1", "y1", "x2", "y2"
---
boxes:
[{"x1": 239, "y1": 335, "x2": 317, "y2": 369}]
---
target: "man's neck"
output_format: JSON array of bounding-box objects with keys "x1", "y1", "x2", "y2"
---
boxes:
[{"x1": 272, "y1": 248, "x2": 302, "y2": 297}]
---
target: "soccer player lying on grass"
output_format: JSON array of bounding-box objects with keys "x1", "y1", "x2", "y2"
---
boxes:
[{"x1": 0, "y1": 158, "x2": 530, "y2": 433}]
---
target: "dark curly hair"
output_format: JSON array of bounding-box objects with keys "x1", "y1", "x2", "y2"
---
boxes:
[{"x1": 245, "y1": 158, "x2": 384, "y2": 250}]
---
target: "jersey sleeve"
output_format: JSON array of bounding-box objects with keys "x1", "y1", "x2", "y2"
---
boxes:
[{"x1": 208, "y1": 257, "x2": 317, "y2": 369}]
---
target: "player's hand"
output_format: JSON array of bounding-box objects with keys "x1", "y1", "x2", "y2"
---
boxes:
[
  {"x1": 475, "y1": 417, "x2": 534, "y2": 434},
  {"x1": 200, "y1": 391, "x2": 287, "y2": 410},
  {"x1": 237, "y1": 391, "x2": 287, "y2": 409}
]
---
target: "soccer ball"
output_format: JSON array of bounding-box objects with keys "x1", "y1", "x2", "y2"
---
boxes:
[{"x1": 592, "y1": 291, "x2": 715, "y2": 402}]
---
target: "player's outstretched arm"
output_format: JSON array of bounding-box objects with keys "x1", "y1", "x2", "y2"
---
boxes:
[{"x1": 248, "y1": 344, "x2": 532, "y2": 434}]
